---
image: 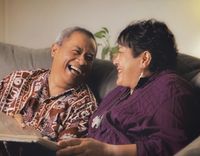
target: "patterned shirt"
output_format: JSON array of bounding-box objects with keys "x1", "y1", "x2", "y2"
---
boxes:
[{"x1": 0, "y1": 69, "x2": 97, "y2": 141}]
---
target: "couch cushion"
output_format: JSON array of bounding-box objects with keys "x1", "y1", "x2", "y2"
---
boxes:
[
  {"x1": 177, "y1": 53, "x2": 200, "y2": 96},
  {"x1": 1, "y1": 42, "x2": 200, "y2": 103},
  {"x1": 87, "y1": 59, "x2": 117, "y2": 102},
  {"x1": 0, "y1": 42, "x2": 51, "y2": 80},
  {"x1": 0, "y1": 42, "x2": 117, "y2": 102}
]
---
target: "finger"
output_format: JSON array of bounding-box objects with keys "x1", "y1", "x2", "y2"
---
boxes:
[
  {"x1": 14, "y1": 115, "x2": 25, "y2": 127},
  {"x1": 75, "y1": 153, "x2": 86, "y2": 156},
  {"x1": 58, "y1": 138, "x2": 82, "y2": 148},
  {"x1": 42, "y1": 136, "x2": 49, "y2": 140},
  {"x1": 14, "y1": 114, "x2": 25, "y2": 128},
  {"x1": 56, "y1": 144, "x2": 84, "y2": 156}
]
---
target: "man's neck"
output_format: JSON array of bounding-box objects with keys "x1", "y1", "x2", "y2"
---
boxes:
[{"x1": 48, "y1": 75, "x2": 73, "y2": 97}]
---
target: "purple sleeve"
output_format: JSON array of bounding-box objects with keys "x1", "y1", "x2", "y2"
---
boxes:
[{"x1": 136, "y1": 80, "x2": 199, "y2": 156}]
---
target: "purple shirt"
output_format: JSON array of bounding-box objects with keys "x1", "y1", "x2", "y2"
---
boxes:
[{"x1": 88, "y1": 70, "x2": 200, "y2": 156}]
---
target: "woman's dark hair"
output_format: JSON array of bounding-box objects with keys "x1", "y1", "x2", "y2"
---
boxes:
[{"x1": 117, "y1": 19, "x2": 178, "y2": 72}]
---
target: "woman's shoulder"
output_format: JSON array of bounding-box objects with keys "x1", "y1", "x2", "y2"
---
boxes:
[
  {"x1": 155, "y1": 70, "x2": 189, "y2": 85},
  {"x1": 98, "y1": 86, "x2": 128, "y2": 105},
  {"x1": 106, "y1": 86, "x2": 127, "y2": 97},
  {"x1": 153, "y1": 70, "x2": 193, "y2": 94}
]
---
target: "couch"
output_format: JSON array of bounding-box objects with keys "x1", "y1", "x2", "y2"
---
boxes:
[
  {"x1": 1, "y1": 42, "x2": 200, "y2": 102},
  {"x1": 0, "y1": 42, "x2": 118, "y2": 103},
  {"x1": 1, "y1": 42, "x2": 200, "y2": 155}
]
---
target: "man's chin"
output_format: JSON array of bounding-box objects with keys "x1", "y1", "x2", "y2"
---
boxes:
[{"x1": 67, "y1": 78, "x2": 84, "y2": 87}]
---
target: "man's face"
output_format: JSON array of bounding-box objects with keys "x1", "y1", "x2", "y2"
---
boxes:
[
  {"x1": 113, "y1": 45, "x2": 143, "y2": 89},
  {"x1": 51, "y1": 31, "x2": 96, "y2": 88}
]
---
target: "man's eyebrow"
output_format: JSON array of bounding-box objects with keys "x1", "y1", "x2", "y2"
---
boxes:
[
  {"x1": 74, "y1": 45, "x2": 96, "y2": 55},
  {"x1": 74, "y1": 46, "x2": 83, "y2": 51}
]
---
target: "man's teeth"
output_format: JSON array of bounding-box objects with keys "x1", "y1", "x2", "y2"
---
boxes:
[{"x1": 68, "y1": 65, "x2": 82, "y2": 75}]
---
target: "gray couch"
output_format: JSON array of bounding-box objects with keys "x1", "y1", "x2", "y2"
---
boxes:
[
  {"x1": 1, "y1": 42, "x2": 200, "y2": 155},
  {"x1": 0, "y1": 42, "x2": 118, "y2": 102},
  {"x1": 1, "y1": 42, "x2": 200, "y2": 102}
]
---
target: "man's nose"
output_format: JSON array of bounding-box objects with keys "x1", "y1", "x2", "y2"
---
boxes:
[{"x1": 76, "y1": 54, "x2": 87, "y2": 65}]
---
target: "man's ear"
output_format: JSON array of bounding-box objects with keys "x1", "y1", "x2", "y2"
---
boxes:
[
  {"x1": 141, "y1": 51, "x2": 152, "y2": 68},
  {"x1": 51, "y1": 43, "x2": 59, "y2": 58}
]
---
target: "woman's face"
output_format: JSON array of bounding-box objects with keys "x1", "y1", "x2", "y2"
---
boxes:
[{"x1": 113, "y1": 45, "x2": 144, "y2": 89}]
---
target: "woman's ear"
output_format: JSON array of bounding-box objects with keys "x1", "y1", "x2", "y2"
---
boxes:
[
  {"x1": 51, "y1": 43, "x2": 59, "y2": 58},
  {"x1": 141, "y1": 51, "x2": 152, "y2": 68}
]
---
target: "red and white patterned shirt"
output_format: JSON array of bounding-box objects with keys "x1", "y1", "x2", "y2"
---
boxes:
[{"x1": 0, "y1": 69, "x2": 97, "y2": 141}]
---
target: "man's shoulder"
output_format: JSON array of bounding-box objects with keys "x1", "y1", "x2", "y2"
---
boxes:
[
  {"x1": 78, "y1": 83, "x2": 95, "y2": 96},
  {"x1": 0, "y1": 69, "x2": 49, "y2": 85},
  {"x1": 10, "y1": 69, "x2": 49, "y2": 78}
]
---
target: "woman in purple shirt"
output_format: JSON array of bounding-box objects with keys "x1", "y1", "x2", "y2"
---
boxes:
[{"x1": 56, "y1": 19, "x2": 200, "y2": 156}]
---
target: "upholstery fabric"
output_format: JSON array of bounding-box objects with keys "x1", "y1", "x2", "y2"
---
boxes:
[
  {"x1": 0, "y1": 42, "x2": 200, "y2": 155},
  {"x1": 0, "y1": 42, "x2": 200, "y2": 102}
]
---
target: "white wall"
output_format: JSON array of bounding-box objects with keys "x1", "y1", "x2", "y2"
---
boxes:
[
  {"x1": 3, "y1": 0, "x2": 200, "y2": 58},
  {"x1": 0, "y1": 0, "x2": 5, "y2": 42}
]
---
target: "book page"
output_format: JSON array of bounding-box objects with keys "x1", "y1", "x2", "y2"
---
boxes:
[
  {"x1": 0, "y1": 111, "x2": 57, "y2": 151},
  {"x1": 175, "y1": 136, "x2": 200, "y2": 156},
  {"x1": 0, "y1": 111, "x2": 41, "y2": 137}
]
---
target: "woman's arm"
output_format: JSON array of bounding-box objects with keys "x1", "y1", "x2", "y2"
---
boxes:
[
  {"x1": 109, "y1": 143, "x2": 137, "y2": 156},
  {"x1": 56, "y1": 138, "x2": 137, "y2": 156}
]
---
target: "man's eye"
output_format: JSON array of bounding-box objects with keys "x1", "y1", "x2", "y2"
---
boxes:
[
  {"x1": 73, "y1": 49, "x2": 81, "y2": 54},
  {"x1": 85, "y1": 54, "x2": 94, "y2": 62}
]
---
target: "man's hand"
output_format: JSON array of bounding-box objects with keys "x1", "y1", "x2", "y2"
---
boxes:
[{"x1": 13, "y1": 113, "x2": 25, "y2": 128}]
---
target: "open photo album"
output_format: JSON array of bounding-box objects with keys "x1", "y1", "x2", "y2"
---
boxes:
[{"x1": 0, "y1": 111, "x2": 57, "y2": 152}]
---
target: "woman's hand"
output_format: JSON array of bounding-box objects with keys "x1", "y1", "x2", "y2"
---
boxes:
[
  {"x1": 13, "y1": 113, "x2": 25, "y2": 128},
  {"x1": 56, "y1": 138, "x2": 111, "y2": 156},
  {"x1": 57, "y1": 138, "x2": 137, "y2": 156}
]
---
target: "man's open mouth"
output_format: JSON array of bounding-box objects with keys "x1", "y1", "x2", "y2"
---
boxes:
[{"x1": 67, "y1": 65, "x2": 82, "y2": 76}]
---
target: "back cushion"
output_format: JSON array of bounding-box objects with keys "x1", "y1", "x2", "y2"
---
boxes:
[
  {"x1": 176, "y1": 53, "x2": 200, "y2": 96},
  {"x1": 0, "y1": 42, "x2": 51, "y2": 80}
]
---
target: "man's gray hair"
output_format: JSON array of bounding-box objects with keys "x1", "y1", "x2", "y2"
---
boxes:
[{"x1": 55, "y1": 26, "x2": 96, "y2": 46}]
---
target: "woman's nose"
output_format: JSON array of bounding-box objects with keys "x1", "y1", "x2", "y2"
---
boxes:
[{"x1": 112, "y1": 54, "x2": 119, "y2": 66}]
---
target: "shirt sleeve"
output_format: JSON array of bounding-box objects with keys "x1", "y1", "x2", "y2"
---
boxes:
[
  {"x1": 57, "y1": 91, "x2": 97, "y2": 141},
  {"x1": 0, "y1": 70, "x2": 36, "y2": 115},
  {"x1": 0, "y1": 72, "x2": 14, "y2": 112},
  {"x1": 136, "y1": 81, "x2": 200, "y2": 156}
]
